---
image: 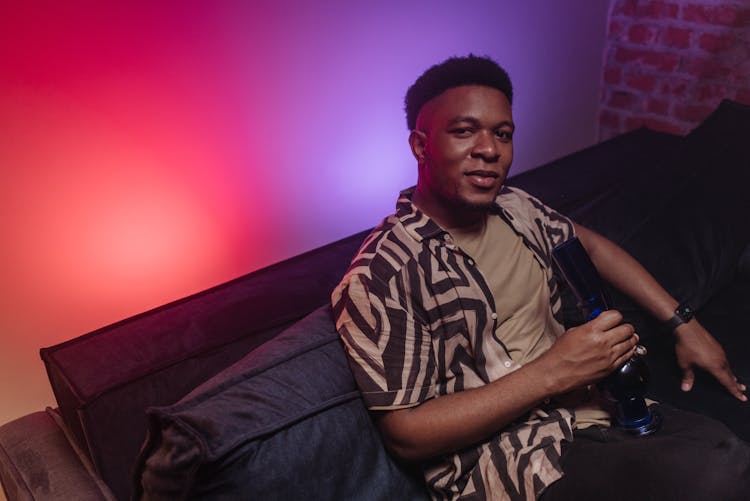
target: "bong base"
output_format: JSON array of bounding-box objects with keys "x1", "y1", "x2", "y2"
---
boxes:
[{"x1": 620, "y1": 408, "x2": 662, "y2": 437}]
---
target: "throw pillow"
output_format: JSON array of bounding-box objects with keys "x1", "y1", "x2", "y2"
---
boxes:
[{"x1": 133, "y1": 305, "x2": 428, "y2": 500}]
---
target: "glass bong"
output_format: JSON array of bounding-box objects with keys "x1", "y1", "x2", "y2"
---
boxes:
[{"x1": 552, "y1": 237, "x2": 661, "y2": 436}]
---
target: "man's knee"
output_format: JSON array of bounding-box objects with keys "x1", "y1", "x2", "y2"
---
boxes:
[
  {"x1": 654, "y1": 412, "x2": 750, "y2": 500},
  {"x1": 547, "y1": 408, "x2": 750, "y2": 501},
  {"x1": 696, "y1": 433, "x2": 750, "y2": 500}
]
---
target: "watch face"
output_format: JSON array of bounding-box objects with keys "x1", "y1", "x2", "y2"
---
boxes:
[{"x1": 676, "y1": 304, "x2": 694, "y2": 322}]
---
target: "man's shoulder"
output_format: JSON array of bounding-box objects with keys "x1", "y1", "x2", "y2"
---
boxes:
[
  {"x1": 345, "y1": 213, "x2": 423, "y2": 284},
  {"x1": 498, "y1": 185, "x2": 569, "y2": 223},
  {"x1": 497, "y1": 185, "x2": 543, "y2": 208}
]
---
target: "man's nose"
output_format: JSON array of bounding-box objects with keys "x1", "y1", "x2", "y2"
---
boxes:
[{"x1": 471, "y1": 131, "x2": 499, "y2": 161}]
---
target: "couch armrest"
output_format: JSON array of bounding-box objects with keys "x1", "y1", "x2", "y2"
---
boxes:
[{"x1": 0, "y1": 409, "x2": 114, "y2": 501}]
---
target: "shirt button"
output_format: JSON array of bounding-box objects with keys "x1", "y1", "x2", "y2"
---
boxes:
[
  {"x1": 504, "y1": 361, "x2": 511, "y2": 368},
  {"x1": 467, "y1": 259, "x2": 475, "y2": 266},
  {"x1": 491, "y1": 312, "x2": 498, "y2": 320}
]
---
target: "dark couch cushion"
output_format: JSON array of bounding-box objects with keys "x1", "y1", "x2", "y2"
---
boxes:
[
  {"x1": 739, "y1": 244, "x2": 750, "y2": 280},
  {"x1": 615, "y1": 100, "x2": 750, "y2": 312},
  {"x1": 133, "y1": 305, "x2": 429, "y2": 500},
  {"x1": 550, "y1": 100, "x2": 750, "y2": 332},
  {"x1": 509, "y1": 127, "x2": 684, "y2": 216}
]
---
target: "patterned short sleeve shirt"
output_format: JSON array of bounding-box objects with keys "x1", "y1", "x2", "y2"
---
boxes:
[{"x1": 331, "y1": 185, "x2": 577, "y2": 500}]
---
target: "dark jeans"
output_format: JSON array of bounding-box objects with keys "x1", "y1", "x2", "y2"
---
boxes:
[{"x1": 540, "y1": 404, "x2": 750, "y2": 501}]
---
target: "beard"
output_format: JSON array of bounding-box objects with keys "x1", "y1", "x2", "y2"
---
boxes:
[
  {"x1": 452, "y1": 184, "x2": 502, "y2": 213},
  {"x1": 455, "y1": 197, "x2": 496, "y2": 212}
]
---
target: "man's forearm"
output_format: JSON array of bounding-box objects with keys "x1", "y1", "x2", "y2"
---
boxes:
[
  {"x1": 376, "y1": 359, "x2": 555, "y2": 461},
  {"x1": 574, "y1": 224, "x2": 677, "y2": 321}
]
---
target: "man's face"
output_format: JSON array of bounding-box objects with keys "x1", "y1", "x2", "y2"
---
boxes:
[{"x1": 410, "y1": 85, "x2": 514, "y2": 228}]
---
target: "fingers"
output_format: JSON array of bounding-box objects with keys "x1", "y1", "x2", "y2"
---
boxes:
[
  {"x1": 587, "y1": 311, "x2": 637, "y2": 366},
  {"x1": 606, "y1": 321, "x2": 637, "y2": 347},
  {"x1": 590, "y1": 309, "x2": 623, "y2": 330},
  {"x1": 611, "y1": 329, "x2": 639, "y2": 366},
  {"x1": 680, "y1": 359, "x2": 748, "y2": 401},
  {"x1": 738, "y1": 380, "x2": 748, "y2": 402},
  {"x1": 710, "y1": 365, "x2": 748, "y2": 402},
  {"x1": 590, "y1": 310, "x2": 637, "y2": 345},
  {"x1": 612, "y1": 342, "x2": 638, "y2": 368},
  {"x1": 680, "y1": 368, "x2": 695, "y2": 392}
]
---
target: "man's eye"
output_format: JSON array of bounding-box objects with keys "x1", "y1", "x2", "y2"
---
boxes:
[
  {"x1": 450, "y1": 128, "x2": 472, "y2": 136},
  {"x1": 496, "y1": 130, "x2": 513, "y2": 140}
]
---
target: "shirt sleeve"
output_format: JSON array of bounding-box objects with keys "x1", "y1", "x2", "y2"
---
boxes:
[
  {"x1": 503, "y1": 186, "x2": 576, "y2": 251},
  {"x1": 332, "y1": 270, "x2": 437, "y2": 410}
]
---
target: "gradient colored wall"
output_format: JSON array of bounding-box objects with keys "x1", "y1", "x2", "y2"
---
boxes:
[{"x1": 0, "y1": 1, "x2": 610, "y2": 424}]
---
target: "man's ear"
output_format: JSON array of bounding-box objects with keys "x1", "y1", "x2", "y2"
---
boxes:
[{"x1": 409, "y1": 130, "x2": 427, "y2": 162}]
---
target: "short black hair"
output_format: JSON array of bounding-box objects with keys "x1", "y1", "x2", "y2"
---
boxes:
[{"x1": 404, "y1": 55, "x2": 513, "y2": 130}]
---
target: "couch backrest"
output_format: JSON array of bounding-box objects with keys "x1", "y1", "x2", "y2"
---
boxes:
[
  {"x1": 40, "y1": 229, "x2": 370, "y2": 500},
  {"x1": 568, "y1": 100, "x2": 750, "y2": 327}
]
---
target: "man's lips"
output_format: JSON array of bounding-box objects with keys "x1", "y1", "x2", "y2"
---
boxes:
[{"x1": 465, "y1": 170, "x2": 499, "y2": 188}]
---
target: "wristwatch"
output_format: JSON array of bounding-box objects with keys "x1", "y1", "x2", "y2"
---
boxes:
[{"x1": 663, "y1": 302, "x2": 694, "y2": 332}]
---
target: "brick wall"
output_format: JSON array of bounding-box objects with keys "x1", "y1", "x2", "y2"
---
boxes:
[{"x1": 600, "y1": 0, "x2": 750, "y2": 139}]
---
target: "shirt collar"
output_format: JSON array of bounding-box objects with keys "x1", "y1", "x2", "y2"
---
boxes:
[{"x1": 395, "y1": 186, "x2": 508, "y2": 243}]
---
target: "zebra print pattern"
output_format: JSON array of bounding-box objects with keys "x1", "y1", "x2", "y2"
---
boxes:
[{"x1": 331, "y1": 186, "x2": 576, "y2": 500}]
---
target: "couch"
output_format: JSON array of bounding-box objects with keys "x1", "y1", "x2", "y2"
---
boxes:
[{"x1": 1, "y1": 99, "x2": 749, "y2": 500}]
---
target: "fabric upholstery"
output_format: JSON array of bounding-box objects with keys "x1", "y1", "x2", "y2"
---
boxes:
[
  {"x1": 133, "y1": 305, "x2": 428, "y2": 500},
  {"x1": 510, "y1": 127, "x2": 684, "y2": 217},
  {"x1": 738, "y1": 244, "x2": 750, "y2": 280},
  {"x1": 610, "y1": 100, "x2": 750, "y2": 314},
  {"x1": 0, "y1": 409, "x2": 115, "y2": 501}
]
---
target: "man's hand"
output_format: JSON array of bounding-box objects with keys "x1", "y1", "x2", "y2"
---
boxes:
[
  {"x1": 537, "y1": 309, "x2": 639, "y2": 395},
  {"x1": 573, "y1": 224, "x2": 747, "y2": 404},
  {"x1": 673, "y1": 320, "x2": 747, "y2": 401}
]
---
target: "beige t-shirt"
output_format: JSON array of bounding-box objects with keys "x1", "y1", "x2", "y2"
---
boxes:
[{"x1": 450, "y1": 213, "x2": 610, "y2": 429}]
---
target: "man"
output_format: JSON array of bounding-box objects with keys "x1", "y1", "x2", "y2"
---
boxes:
[{"x1": 331, "y1": 55, "x2": 749, "y2": 500}]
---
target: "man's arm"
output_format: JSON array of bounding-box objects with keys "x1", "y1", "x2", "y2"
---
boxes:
[
  {"x1": 377, "y1": 310, "x2": 637, "y2": 462},
  {"x1": 574, "y1": 223, "x2": 747, "y2": 402}
]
